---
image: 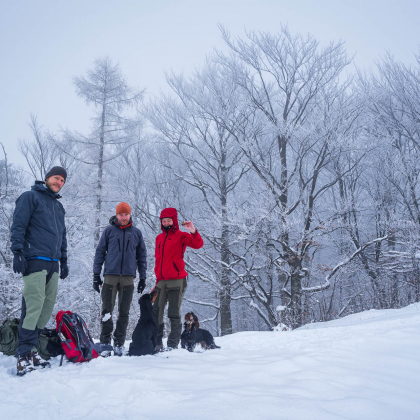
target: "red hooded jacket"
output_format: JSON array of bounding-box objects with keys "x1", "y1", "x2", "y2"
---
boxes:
[{"x1": 154, "y1": 208, "x2": 203, "y2": 283}]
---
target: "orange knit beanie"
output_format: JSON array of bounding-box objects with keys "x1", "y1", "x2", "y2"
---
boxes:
[{"x1": 116, "y1": 202, "x2": 131, "y2": 215}]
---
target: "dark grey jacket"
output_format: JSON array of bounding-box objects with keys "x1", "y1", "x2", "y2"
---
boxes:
[
  {"x1": 10, "y1": 181, "x2": 67, "y2": 260},
  {"x1": 93, "y1": 216, "x2": 147, "y2": 278}
]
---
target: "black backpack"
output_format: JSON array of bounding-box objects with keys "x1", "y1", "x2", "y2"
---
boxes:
[
  {"x1": 38, "y1": 328, "x2": 65, "y2": 360},
  {"x1": 0, "y1": 318, "x2": 19, "y2": 356}
]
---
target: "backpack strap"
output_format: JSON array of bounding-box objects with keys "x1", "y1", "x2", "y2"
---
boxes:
[
  {"x1": 62, "y1": 313, "x2": 83, "y2": 352},
  {"x1": 75, "y1": 313, "x2": 95, "y2": 343},
  {"x1": 58, "y1": 319, "x2": 72, "y2": 350}
]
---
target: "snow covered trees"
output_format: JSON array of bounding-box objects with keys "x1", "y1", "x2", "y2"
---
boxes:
[
  {"x1": 359, "y1": 53, "x2": 420, "y2": 307},
  {"x1": 2, "y1": 28, "x2": 420, "y2": 336},
  {"x1": 0, "y1": 148, "x2": 26, "y2": 320},
  {"x1": 60, "y1": 57, "x2": 143, "y2": 244},
  {"x1": 213, "y1": 27, "x2": 360, "y2": 328},
  {"x1": 148, "y1": 63, "x2": 251, "y2": 335}
]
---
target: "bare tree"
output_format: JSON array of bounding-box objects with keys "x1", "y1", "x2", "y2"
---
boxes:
[
  {"x1": 18, "y1": 115, "x2": 57, "y2": 180},
  {"x1": 57, "y1": 57, "x2": 143, "y2": 243},
  {"x1": 357, "y1": 53, "x2": 420, "y2": 305},
  {"x1": 0, "y1": 144, "x2": 28, "y2": 320},
  {"x1": 148, "y1": 61, "x2": 251, "y2": 335},
  {"x1": 215, "y1": 26, "x2": 369, "y2": 327}
]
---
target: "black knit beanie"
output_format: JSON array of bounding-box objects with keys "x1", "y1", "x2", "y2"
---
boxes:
[{"x1": 45, "y1": 166, "x2": 67, "y2": 182}]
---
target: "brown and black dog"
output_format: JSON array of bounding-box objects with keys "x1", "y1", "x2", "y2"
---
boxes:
[{"x1": 180, "y1": 312, "x2": 220, "y2": 352}]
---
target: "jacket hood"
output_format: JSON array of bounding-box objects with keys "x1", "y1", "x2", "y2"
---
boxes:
[
  {"x1": 160, "y1": 207, "x2": 179, "y2": 233},
  {"x1": 32, "y1": 181, "x2": 61, "y2": 199}
]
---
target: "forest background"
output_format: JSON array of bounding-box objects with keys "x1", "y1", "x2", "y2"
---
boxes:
[{"x1": 1, "y1": 1, "x2": 420, "y2": 338}]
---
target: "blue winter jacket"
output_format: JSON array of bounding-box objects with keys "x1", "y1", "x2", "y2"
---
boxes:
[
  {"x1": 93, "y1": 216, "x2": 147, "y2": 279},
  {"x1": 10, "y1": 181, "x2": 67, "y2": 260}
]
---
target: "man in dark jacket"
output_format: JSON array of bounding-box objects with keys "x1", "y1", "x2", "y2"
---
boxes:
[
  {"x1": 10, "y1": 166, "x2": 69, "y2": 376},
  {"x1": 153, "y1": 207, "x2": 203, "y2": 351},
  {"x1": 93, "y1": 202, "x2": 147, "y2": 356}
]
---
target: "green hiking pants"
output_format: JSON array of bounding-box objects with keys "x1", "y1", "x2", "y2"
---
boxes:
[
  {"x1": 16, "y1": 262, "x2": 59, "y2": 358},
  {"x1": 100, "y1": 275, "x2": 134, "y2": 346},
  {"x1": 153, "y1": 278, "x2": 187, "y2": 348},
  {"x1": 22, "y1": 270, "x2": 59, "y2": 330}
]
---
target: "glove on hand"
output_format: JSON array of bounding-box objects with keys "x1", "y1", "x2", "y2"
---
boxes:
[
  {"x1": 93, "y1": 274, "x2": 103, "y2": 293},
  {"x1": 12, "y1": 250, "x2": 26, "y2": 275},
  {"x1": 137, "y1": 278, "x2": 146, "y2": 294},
  {"x1": 60, "y1": 258, "x2": 69, "y2": 279}
]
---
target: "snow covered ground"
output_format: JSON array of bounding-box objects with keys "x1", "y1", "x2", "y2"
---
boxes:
[{"x1": 1, "y1": 304, "x2": 419, "y2": 420}]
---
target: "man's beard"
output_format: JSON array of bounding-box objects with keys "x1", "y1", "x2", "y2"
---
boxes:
[{"x1": 45, "y1": 179, "x2": 62, "y2": 193}]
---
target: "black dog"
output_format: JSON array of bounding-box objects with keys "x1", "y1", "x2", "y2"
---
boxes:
[
  {"x1": 129, "y1": 290, "x2": 158, "y2": 356},
  {"x1": 180, "y1": 312, "x2": 220, "y2": 352}
]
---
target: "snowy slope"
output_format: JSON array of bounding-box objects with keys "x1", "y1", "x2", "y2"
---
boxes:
[{"x1": 1, "y1": 304, "x2": 419, "y2": 420}]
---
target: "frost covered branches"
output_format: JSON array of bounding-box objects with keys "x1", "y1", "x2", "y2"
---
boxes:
[
  {"x1": 2, "y1": 28, "x2": 420, "y2": 336},
  {"x1": 58, "y1": 57, "x2": 144, "y2": 244}
]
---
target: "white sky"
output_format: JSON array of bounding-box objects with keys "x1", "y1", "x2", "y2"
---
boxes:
[{"x1": 1, "y1": 0, "x2": 419, "y2": 167}]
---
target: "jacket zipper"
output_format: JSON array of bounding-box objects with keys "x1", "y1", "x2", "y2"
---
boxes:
[
  {"x1": 126, "y1": 236, "x2": 130, "y2": 251},
  {"x1": 160, "y1": 231, "x2": 168, "y2": 279},
  {"x1": 52, "y1": 199, "x2": 59, "y2": 258},
  {"x1": 120, "y1": 229, "x2": 126, "y2": 275},
  {"x1": 118, "y1": 237, "x2": 121, "y2": 252}
]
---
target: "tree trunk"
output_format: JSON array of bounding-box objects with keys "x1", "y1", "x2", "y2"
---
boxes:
[
  {"x1": 290, "y1": 262, "x2": 303, "y2": 328},
  {"x1": 219, "y1": 150, "x2": 232, "y2": 336},
  {"x1": 94, "y1": 96, "x2": 107, "y2": 246}
]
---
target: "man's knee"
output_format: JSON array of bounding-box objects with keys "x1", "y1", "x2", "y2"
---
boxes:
[
  {"x1": 37, "y1": 272, "x2": 59, "y2": 329},
  {"x1": 101, "y1": 283, "x2": 115, "y2": 311},
  {"x1": 119, "y1": 284, "x2": 134, "y2": 316}
]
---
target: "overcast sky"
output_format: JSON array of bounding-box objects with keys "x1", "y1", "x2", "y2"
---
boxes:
[{"x1": 1, "y1": 0, "x2": 419, "y2": 169}]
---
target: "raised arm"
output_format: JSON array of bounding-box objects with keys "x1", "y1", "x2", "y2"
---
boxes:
[{"x1": 181, "y1": 229, "x2": 204, "y2": 249}]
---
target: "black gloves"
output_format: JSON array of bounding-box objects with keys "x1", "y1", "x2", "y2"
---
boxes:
[
  {"x1": 13, "y1": 252, "x2": 69, "y2": 278},
  {"x1": 60, "y1": 258, "x2": 69, "y2": 279},
  {"x1": 12, "y1": 250, "x2": 26, "y2": 275},
  {"x1": 137, "y1": 278, "x2": 146, "y2": 294},
  {"x1": 93, "y1": 274, "x2": 103, "y2": 293}
]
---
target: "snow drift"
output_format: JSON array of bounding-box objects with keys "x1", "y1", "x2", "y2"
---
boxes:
[{"x1": 1, "y1": 304, "x2": 419, "y2": 419}]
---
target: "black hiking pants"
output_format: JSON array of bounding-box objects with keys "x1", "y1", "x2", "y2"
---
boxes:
[
  {"x1": 100, "y1": 275, "x2": 134, "y2": 346},
  {"x1": 153, "y1": 278, "x2": 187, "y2": 349}
]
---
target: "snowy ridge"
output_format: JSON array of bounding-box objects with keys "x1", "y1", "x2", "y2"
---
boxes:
[{"x1": 1, "y1": 304, "x2": 419, "y2": 419}]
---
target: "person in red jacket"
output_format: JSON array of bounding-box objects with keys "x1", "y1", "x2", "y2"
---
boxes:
[{"x1": 153, "y1": 207, "x2": 203, "y2": 351}]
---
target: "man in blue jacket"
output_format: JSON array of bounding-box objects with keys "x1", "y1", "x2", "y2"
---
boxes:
[
  {"x1": 93, "y1": 202, "x2": 147, "y2": 356},
  {"x1": 10, "y1": 166, "x2": 68, "y2": 376}
]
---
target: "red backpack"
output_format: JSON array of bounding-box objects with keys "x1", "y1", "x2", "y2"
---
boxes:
[{"x1": 56, "y1": 311, "x2": 112, "y2": 364}]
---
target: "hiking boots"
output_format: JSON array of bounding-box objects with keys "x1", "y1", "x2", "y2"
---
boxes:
[
  {"x1": 17, "y1": 351, "x2": 51, "y2": 376},
  {"x1": 32, "y1": 351, "x2": 51, "y2": 369},
  {"x1": 99, "y1": 341, "x2": 112, "y2": 357},
  {"x1": 17, "y1": 353, "x2": 35, "y2": 377},
  {"x1": 113, "y1": 344, "x2": 125, "y2": 357}
]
